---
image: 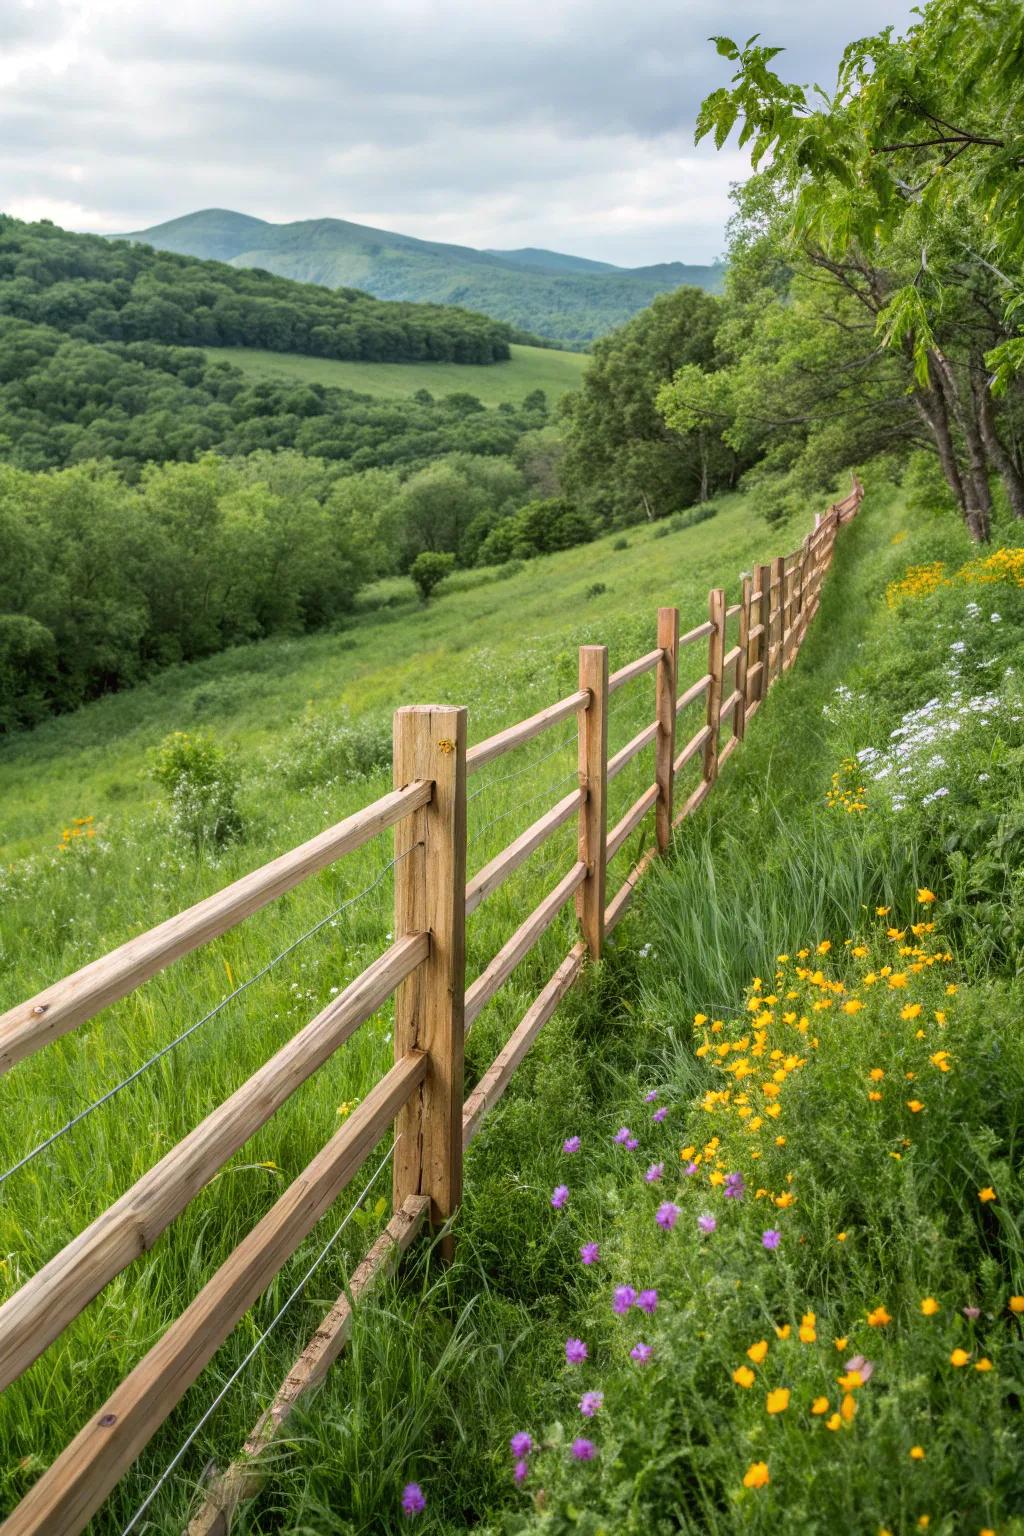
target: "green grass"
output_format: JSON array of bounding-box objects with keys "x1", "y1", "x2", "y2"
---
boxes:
[
  {"x1": 0, "y1": 484, "x2": 824, "y2": 1531},
  {"x1": 204, "y1": 341, "x2": 589, "y2": 406}
]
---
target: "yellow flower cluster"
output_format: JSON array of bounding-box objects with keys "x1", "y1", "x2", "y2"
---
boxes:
[
  {"x1": 886, "y1": 561, "x2": 947, "y2": 607},
  {"x1": 959, "y1": 546, "x2": 1024, "y2": 589},
  {"x1": 58, "y1": 815, "x2": 96, "y2": 851},
  {"x1": 825, "y1": 759, "x2": 867, "y2": 814},
  {"x1": 887, "y1": 545, "x2": 1024, "y2": 607}
]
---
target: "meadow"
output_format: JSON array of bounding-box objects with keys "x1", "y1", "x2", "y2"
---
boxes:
[{"x1": 203, "y1": 342, "x2": 589, "y2": 406}]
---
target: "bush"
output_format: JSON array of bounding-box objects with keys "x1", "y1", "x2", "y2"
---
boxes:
[
  {"x1": 410, "y1": 550, "x2": 456, "y2": 603},
  {"x1": 0, "y1": 614, "x2": 57, "y2": 732},
  {"x1": 151, "y1": 730, "x2": 244, "y2": 850},
  {"x1": 276, "y1": 710, "x2": 392, "y2": 789},
  {"x1": 585, "y1": 582, "x2": 607, "y2": 600},
  {"x1": 612, "y1": 536, "x2": 630, "y2": 551},
  {"x1": 669, "y1": 502, "x2": 718, "y2": 532}
]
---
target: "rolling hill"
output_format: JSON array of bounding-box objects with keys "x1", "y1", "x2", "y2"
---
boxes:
[{"x1": 117, "y1": 209, "x2": 726, "y2": 346}]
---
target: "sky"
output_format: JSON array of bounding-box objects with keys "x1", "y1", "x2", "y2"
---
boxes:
[{"x1": 1, "y1": 0, "x2": 918, "y2": 267}]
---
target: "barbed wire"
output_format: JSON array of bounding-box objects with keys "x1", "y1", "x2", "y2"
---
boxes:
[
  {"x1": 119, "y1": 1139, "x2": 398, "y2": 1536},
  {"x1": 0, "y1": 849, "x2": 419, "y2": 1189}
]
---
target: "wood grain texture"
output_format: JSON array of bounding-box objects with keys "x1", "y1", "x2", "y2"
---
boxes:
[
  {"x1": 676, "y1": 673, "x2": 711, "y2": 714},
  {"x1": 466, "y1": 690, "x2": 587, "y2": 774},
  {"x1": 464, "y1": 861, "x2": 586, "y2": 1029},
  {"x1": 608, "y1": 647, "x2": 663, "y2": 694},
  {"x1": 607, "y1": 719, "x2": 659, "y2": 782},
  {"x1": 576, "y1": 646, "x2": 608, "y2": 960},
  {"x1": 464, "y1": 788, "x2": 582, "y2": 917},
  {"x1": 655, "y1": 607, "x2": 679, "y2": 853},
  {"x1": 607, "y1": 783, "x2": 660, "y2": 864},
  {"x1": 702, "y1": 589, "x2": 726, "y2": 787}
]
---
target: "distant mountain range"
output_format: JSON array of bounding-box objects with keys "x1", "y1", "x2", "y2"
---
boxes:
[{"x1": 116, "y1": 209, "x2": 725, "y2": 346}]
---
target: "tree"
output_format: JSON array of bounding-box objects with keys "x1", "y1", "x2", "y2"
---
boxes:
[{"x1": 409, "y1": 551, "x2": 455, "y2": 603}]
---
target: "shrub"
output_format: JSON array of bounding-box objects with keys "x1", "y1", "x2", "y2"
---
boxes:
[
  {"x1": 612, "y1": 536, "x2": 630, "y2": 551},
  {"x1": 585, "y1": 582, "x2": 607, "y2": 600},
  {"x1": 151, "y1": 730, "x2": 244, "y2": 850},
  {"x1": 410, "y1": 550, "x2": 456, "y2": 603},
  {"x1": 0, "y1": 614, "x2": 57, "y2": 732},
  {"x1": 277, "y1": 710, "x2": 392, "y2": 789}
]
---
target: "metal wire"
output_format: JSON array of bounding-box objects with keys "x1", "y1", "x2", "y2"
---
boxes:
[
  {"x1": 467, "y1": 725, "x2": 577, "y2": 804},
  {"x1": 468, "y1": 770, "x2": 578, "y2": 850},
  {"x1": 0, "y1": 849, "x2": 418, "y2": 1189},
  {"x1": 118, "y1": 1140, "x2": 398, "y2": 1536}
]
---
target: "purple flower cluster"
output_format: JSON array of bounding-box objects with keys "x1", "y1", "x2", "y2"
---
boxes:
[
  {"x1": 723, "y1": 1171, "x2": 746, "y2": 1200},
  {"x1": 510, "y1": 1431, "x2": 533, "y2": 1486},
  {"x1": 551, "y1": 1185, "x2": 569, "y2": 1209},
  {"x1": 571, "y1": 1437, "x2": 597, "y2": 1460},
  {"x1": 630, "y1": 1341, "x2": 653, "y2": 1365},
  {"x1": 645, "y1": 1162, "x2": 664, "y2": 1183},
  {"x1": 613, "y1": 1285, "x2": 637, "y2": 1315},
  {"x1": 401, "y1": 1483, "x2": 425, "y2": 1517},
  {"x1": 580, "y1": 1241, "x2": 600, "y2": 1266},
  {"x1": 762, "y1": 1228, "x2": 782, "y2": 1250},
  {"x1": 652, "y1": 1106, "x2": 668, "y2": 1124},
  {"x1": 563, "y1": 1135, "x2": 581, "y2": 1155},
  {"x1": 697, "y1": 1211, "x2": 717, "y2": 1235},
  {"x1": 613, "y1": 1126, "x2": 639, "y2": 1150},
  {"x1": 566, "y1": 1337, "x2": 588, "y2": 1364},
  {"x1": 656, "y1": 1201, "x2": 680, "y2": 1231},
  {"x1": 579, "y1": 1390, "x2": 604, "y2": 1417}
]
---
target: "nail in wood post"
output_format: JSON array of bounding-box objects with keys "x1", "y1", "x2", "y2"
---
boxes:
[
  {"x1": 703, "y1": 589, "x2": 726, "y2": 786},
  {"x1": 755, "y1": 563, "x2": 771, "y2": 702},
  {"x1": 576, "y1": 645, "x2": 608, "y2": 959},
  {"x1": 655, "y1": 607, "x2": 679, "y2": 853},
  {"x1": 392, "y1": 705, "x2": 467, "y2": 1257},
  {"x1": 735, "y1": 575, "x2": 752, "y2": 739},
  {"x1": 769, "y1": 555, "x2": 785, "y2": 686}
]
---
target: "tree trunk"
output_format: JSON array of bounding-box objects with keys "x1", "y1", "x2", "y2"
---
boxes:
[
  {"x1": 931, "y1": 348, "x2": 992, "y2": 534},
  {"x1": 971, "y1": 361, "x2": 1024, "y2": 520}
]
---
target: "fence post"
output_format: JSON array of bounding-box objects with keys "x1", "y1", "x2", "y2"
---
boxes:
[
  {"x1": 576, "y1": 645, "x2": 608, "y2": 959},
  {"x1": 769, "y1": 555, "x2": 785, "y2": 687},
  {"x1": 755, "y1": 562, "x2": 771, "y2": 702},
  {"x1": 735, "y1": 574, "x2": 752, "y2": 740},
  {"x1": 392, "y1": 704, "x2": 467, "y2": 1260},
  {"x1": 703, "y1": 589, "x2": 726, "y2": 787},
  {"x1": 655, "y1": 607, "x2": 679, "y2": 853}
]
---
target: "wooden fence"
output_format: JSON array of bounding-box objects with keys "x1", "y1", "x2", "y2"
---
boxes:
[{"x1": 0, "y1": 477, "x2": 863, "y2": 1536}]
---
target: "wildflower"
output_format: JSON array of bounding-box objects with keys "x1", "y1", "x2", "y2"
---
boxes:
[
  {"x1": 917, "y1": 889, "x2": 936, "y2": 904},
  {"x1": 645, "y1": 1163, "x2": 664, "y2": 1183},
  {"x1": 867, "y1": 1306, "x2": 892, "y2": 1328},
  {"x1": 565, "y1": 1338, "x2": 588, "y2": 1364},
  {"x1": 551, "y1": 1185, "x2": 569, "y2": 1209},
  {"x1": 825, "y1": 1413, "x2": 841, "y2": 1431},
  {"x1": 817, "y1": 940, "x2": 832, "y2": 954},
  {"x1": 613, "y1": 1285, "x2": 637, "y2": 1315},
  {"x1": 836, "y1": 1232, "x2": 848, "y2": 1243},
  {"x1": 613, "y1": 1127, "x2": 631, "y2": 1144},
  {"x1": 834, "y1": 1337, "x2": 848, "y2": 1350},
  {"x1": 868, "y1": 1090, "x2": 883, "y2": 1101},
  {"x1": 910, "y1": 1446, "x2": 925, "y2": 1460},
  {"x1": 510, "y1": 1433, "x2": 533, "y2": 1458},
  {"x1": 742, "y1": 1461, "x2": 770, "y2": 1489},
  {"x1": 869, "y1": 1068, "x2": 885, "y2": 1081},
  {"x1": 811, "y1": 1396, "x2": 829, "y2": 1414},
  {"x1": 733, "y1": 1365, "x2": 756, "y2": 1388},
  {"x1": 766, "y1": 1388, "x2": 790, "y2": 1414},
  {"x1": 637, "y1": 1289, "x2": 659, "y2": 1315},
  {"x1": 697, "y1": 1212, "x2": 717, "y2": 1235},
  {"x1": 652, "y1": 1106, "x2": 668, "y2": 1123},
  {"x1": 571, "y1": 1438, "x2": 597, "y2": 1461},
  {"x1": 888, "y1": 973, "x2": 908, "y2": 989},
  {"x1": 644, "y1": 1090, "x2": 659, "y2": 1102},
  {"x1": 723, "y1": 1172, "x2": 746, "y2": 1200},
  {"x1": 762, "y1": 1229, "x2": 781, "y2": 1250},
  {"x1": 625, "y1": 1137, "x2": 639, "y2": 1151},
  {"x1": 563, "y1": 1136, "x2": 581, "y2": 1155},
  {"x1": 774, "y1": 1191, "x2": 795, "y2": 1209},
  {"x1": 401, "y1": 1483, "x2": 426, "y2": 1516},
  {"x1": 920, "y1": 1298, "x2": 940, "y2": 1317},
  {"x1": 950, "y1": 1349, "x2": 970, "y2": 1367},
  {"x1": 907, "y1": 1100, "x2": 924, "y2": 1113},
  {"x1": 1009, "y1": 1296, "x2": 1024, "y2": 1313},
  {"x1": 630, "y1": 1341, "x2": 653, "y2": 1365},
  {"x1": 978, "y1": 1187, "x2": 997, "y2": 1203},
  {"x1": 747, "y1": 1340, "x2": 769, "y2": 1365},
  {"x1": 580, "y1": 1391, "x2": 604, "y2": 1417},
  {"x1": 841, "y1": 1393, "x2": 857, "y2": 1422},
  {"x1": 514, "y1": 1459, "x2": 528, "y2": 1485},
  {"x1": 683, "y1": 1160, "x2": 699, "y2": 1176},
  {"x1": 901, "y1": 1003, "x2": 923, "y2": 1021},
  {"x1": 657, "y1": 1202, "x2": 681, "y2": 1231},
  {"x1": 842, "y1": 999, "x2": 864, "y2": 1014},
  {"x1": 580, "y1": 1242, "x2": 600, "y2": 1266},
  {"x1": 799, "y1": 1312, "x2": 817, "y2": 1344},
  {"x1": 775, "y1": 1324, "x2": 791, "y2": 1340},
  {"x1": 975, "y1": 1357, "x2": 994, "y2": 1372}
]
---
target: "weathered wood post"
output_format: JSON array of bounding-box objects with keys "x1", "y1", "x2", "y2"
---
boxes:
[
  {"x1": 576, "y1": 645, "x2": 608, "y2": 958},
  {"x1": 392, "y1": 705, "x2": 467, "y2": 1259},
  {"x1": 703, "y1": 589, "x2": 726, "y2": 788},
  {"x1": 755, "y1": 562, "x2": 771, "y2": 703},
  {"x1": 655, "y1": 607, "x2": 679, "y2": 853},
  {"x1": 769, "y1": 555, "x2": 785, "y2": 686},
  {"x1": 735, "y1": 574, "x2": 752, "y2": 740}
]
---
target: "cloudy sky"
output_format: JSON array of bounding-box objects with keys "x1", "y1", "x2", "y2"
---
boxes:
[{"x1": 2, "y1": 0, "x2": 916, "y2": 267}]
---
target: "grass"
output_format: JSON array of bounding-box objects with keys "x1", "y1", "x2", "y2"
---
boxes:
[
  {"x1": 0, "y1": 482, "x2": 830, "y2": 1531},
  {"x1": 203, "y1": 342, "x2": 589, "y2": 406}
]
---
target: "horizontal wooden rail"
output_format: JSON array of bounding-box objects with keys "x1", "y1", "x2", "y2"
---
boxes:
[
  {"x1": 466, "y1": 690, "x2": 588, "y2": 775},
  {"x1": 608, "y1": 647, "x2": 663, "y2": 694},
  {"x1": 748, "y1": 622, "x2": 765, "y2": 642},
  {"x1": 187, "y1": 1193, "x2": 431, "y2": 1536},
  {"x1": 465, "y1": 788, "x2": 583, "y2": 917},
  {"x1": 0, "y1": 932, "x2": 429, "y2": 1392},
  {"x1": 673, "y1": 776, "x2": 712, "y2": 827},
  {"x1": 676, "y1": 673, "x2": 711, "y2": 713},
  {"x1": 607, "y1": 719, "x2": 659, "y2": 781},
  {"x1": 719, "y1": 735, "x2": 740, "y2": 768},
  {"x1": 725, "y1": 603, "x2": 742, "y2": 619},
  {"x1": 607, "y1": 783, "x2": 660, "y2": 862},
  {"x1": 2, "y1": 1052, "x2": 428, "y2": 1536},
  {"x1": 0, "y1": 782, "x2": 432, "y2": 1076},
  {"x1": 680, "y1": 619, "x2": 714, "y2": 646},
  {"x1": 674, "y1": 723, "x2": 712, "y2": 774},
  {"x1": 463, "y1": 943, "x2": 586, "y2": 1147},
  {"x1": 604, "y1": 843, "x2": 660, "y2": 937},
  {"x1": 722, "y1": 644, "x2": 741, "y2": 669},
  {"x1": 464, "y1": 862, "x2": 586, "y2": 1030},
  {"x1": 719, "y1": 688, "x2": 742, "y2": 721}
]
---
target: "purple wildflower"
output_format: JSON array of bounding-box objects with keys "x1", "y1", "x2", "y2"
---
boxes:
[
  {"x1": 723, "y1": 1171, "x2": 746, "y2": 1200},
  {"x1": 551, "y1": 1185, "x2": 569, "y2": 1210},
  {"x1": 612, "y1": 1284, "x2": 637, "y2": 1315},
  {"x1": 845, "y1": 1354, "x2": 875, "y2": 1383},
  {"x1": 625, "y1": 1137, "x2": 640, "y2": 1151},
  {"x1": 656, "y1": 1201, "x2": 681, "y2": 1231},
  {"x1": 513, "y1": 1459, "x2": 529, "y2": 1486},
  {"x1": 563, "y1": 1135, "x2": 581, "y2": 1155},
  {"x1": 697, "y1": 1212, "x2": 717, "y2": 1235},
  {"x1": 963, "y1": 1306, "x2": 981, "y2": 1320},
  {"x1": 565, "y1": 1337, "x2": 588, "y2": 1364},
  {"x1": 645, "y1": 1162, "x2": 664, "y2": 1183},
  {"x1": 652, "y1": 1106, "x2": 668, "y2": 1123},
  {"x1": 510, "y1": 1432, "x2": 533, "y2": 1459},
  {"x1": 579, "y1": 1242, "x2": 600, "y2": 1266},
  {"x1": 613, "y1": 1126, "x2": 631, "y2": 1145},
  {"x1": 762, "y1": 1229, "x2": 781, "y2": 1250},
  {"x1": 401, "y1": 1483, "x2": 426, "y2": 1517},
  {"x1": 571, "y1": 1438, "x2": 597, "y2": 1461},
  {"x1": 579, "y1": 1390, "x2": 604, "y2": 1417},
  {"x1": 630, "y1": 1341, "x2": 653, "y2": 1365},
  {"x1": 644, "y1": 1090, "x2": 659, "y2": 1102},
  {"x1": 683, "y1": 1160, "x2": 698, "y2": 1176},
  {"x1": 637, "y1": 1288, "x2": 658, "y2": 1315}
]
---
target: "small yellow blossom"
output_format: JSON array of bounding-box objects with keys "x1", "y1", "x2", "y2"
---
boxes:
[
  {"x1": 775, "y1": 1324, "x2": 791, "y2": 1340},
  {"x1": 950, "y1": 1348, "x2": 970, "y2": 1367},
  {"x1": 765, "y1": 1388, "x2": 790, "y2": 1414},
  {"x1": 747, "y1": 1340, "x2": 769, "y2": 1365},
  {"x1": 811, "y1": 1396, "x2": 829, "y2": 1415},
  {"x1": 901, "y1": 1003, "x2": 923, "y2": 1021},
  {"x1": 867, "y1": 1306, "x2": 891, "y2": 1327},
  {"x1": 978, "y1": 1187, "x2": 997, "y2": 1203},
  {"x1": 732, "y1": 1365, "x2": 756, "y2": 1388},
  {"x1": 1009, "y1": 1296, "x2": 1024, "y2": 1313},
  {"x1": 975, "y1": 1358, "x2": 994, "y2": 1372},
  {"x1": 825, "y1": 1412, "x2": 841, "y2": 1431},
  {"x1": 920, "y1": 1297, "x2": 940, "y2": 1316},
  {"x1": 834, "y1": 1337, "x2": 848, "y2": 1350},
  {"x1": 917, "y1": 888, "x2": 936, "y2": 904},
  {"x1": 909, "y1": 1445, "x2": 925, "y2": 1460},
  {"x1": 743, "y1": 1461, "x2": 770, "y2": 1490},
  {"x1": 907, "y1": 1099, "x2": 924, "y2": 1113}
]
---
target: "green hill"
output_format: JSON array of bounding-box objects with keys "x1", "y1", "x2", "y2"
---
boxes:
[{"x1": 118, "y1": 209, "x2": 726, "y2": 346}]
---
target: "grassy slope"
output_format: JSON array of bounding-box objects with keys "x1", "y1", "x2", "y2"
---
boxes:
[
  {"x1": 0, "y1": 486, "x2": 816, "y2": 1530},
  {"x1": 204, "y1": 342, "x2": 589, "y2": 405}
]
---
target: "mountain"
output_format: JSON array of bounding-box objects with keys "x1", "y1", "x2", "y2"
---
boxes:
[{"x1": 117, "y1": 209, "x2": 726, "y2": 346}]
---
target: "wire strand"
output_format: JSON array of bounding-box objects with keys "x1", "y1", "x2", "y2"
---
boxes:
[
  {"x1": 118, "y1": 1140, "x2": 397, "y2": 1536},
  {"x1": 468, "y1": 770, "x2": 578, "y2": 850},
  {"x1": 467, "y1": 726, "x2": 577, "y2": 804},
  {"x1": 0, "y1": 849, "x2": 418, "y2": 1189}
]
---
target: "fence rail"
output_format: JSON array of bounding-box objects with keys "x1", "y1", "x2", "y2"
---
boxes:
[{"x1": 0, "y1": 475, "x2": 862, "y2": 1536}]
